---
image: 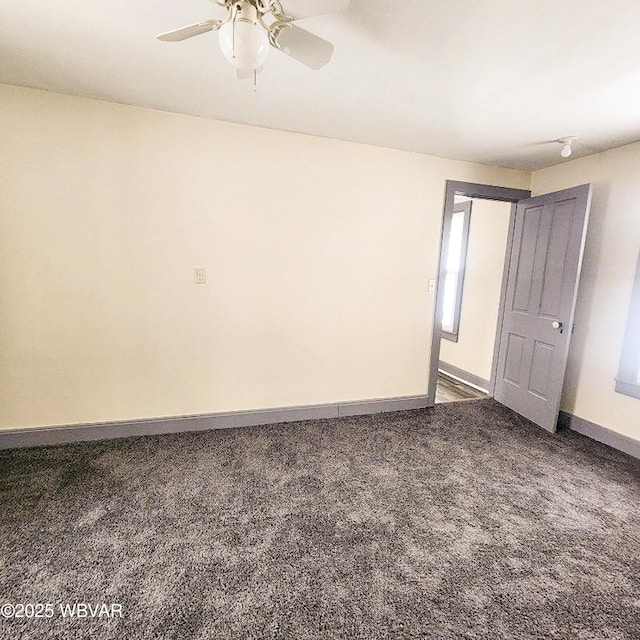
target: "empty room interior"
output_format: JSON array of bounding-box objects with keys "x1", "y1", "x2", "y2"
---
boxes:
[{"x1": 1, "y1": 1, "x2": 639, "y2": 638}]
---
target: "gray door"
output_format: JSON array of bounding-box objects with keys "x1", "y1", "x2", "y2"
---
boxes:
[{"x1": 494, "y1": 184, "x2": 592, "y2": 432}]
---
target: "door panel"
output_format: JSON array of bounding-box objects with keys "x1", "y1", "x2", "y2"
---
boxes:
[
  {"x1": 512, "y1": 206, "x2": 543, "y2": 313},
  {"x1": 529, "y1": 340, "x2": 553, "y2": 399},
  {"x1": 540, "y1": 202, "x2": 574, "y2": 317},
  {"x1": 494, "y1": 185, "x2": 591, "y2": 432},
  {"x1": 504, "y1": 334, "x2": 525, "y2": 385}
]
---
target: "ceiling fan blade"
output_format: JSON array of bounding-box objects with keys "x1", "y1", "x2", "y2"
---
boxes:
[
  {"x1": 156, "y1": 20, "x2": 221, "y2": 42},
  {"x1": 276, "y1": 0, "x2": 350, "y2": 21},
  {"x1": 274, "y1": 24, "x2": 334, "y2": 70}
]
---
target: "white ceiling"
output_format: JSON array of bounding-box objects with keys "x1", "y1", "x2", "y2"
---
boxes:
[{"x1": 1, "y1": 0, "x2": 639, "y2": 170}]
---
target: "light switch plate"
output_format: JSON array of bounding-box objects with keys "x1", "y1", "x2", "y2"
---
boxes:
[
  {"x1": 428, "y1": 279, "x2": 436, "y2": 292},
  {"x1": 193, "y1": 267, "x2": 207, "y2": 285}
]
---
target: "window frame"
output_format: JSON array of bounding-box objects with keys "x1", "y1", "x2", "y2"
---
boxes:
[
  {"x1": 441, "y1": 200, "x2": 472, "y2": 343},
  {"x1": 615, "y1": 253, "x2": 640, "y2": 400}
]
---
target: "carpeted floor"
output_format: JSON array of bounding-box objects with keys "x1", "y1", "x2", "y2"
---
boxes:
[{"x1": 1, "y1": 399, "x2": 639, "y2": 640}]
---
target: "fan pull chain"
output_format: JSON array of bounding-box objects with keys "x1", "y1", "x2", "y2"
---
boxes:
[
  {"x1": 231, "y1": 4, "x2": 237, "y2": 59},
  {"x1": 253, "y1": 69, "x2": 257, "y2": 92}
]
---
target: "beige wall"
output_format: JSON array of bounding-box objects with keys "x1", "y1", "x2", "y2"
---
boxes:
[
  {"x1": 0, "y1": 84, "x2": 530, "y2": 430},
  {"x1": 531, "y1": 142, "x2": 640, "y2": 441},
  {"x1": 439, "y1": 198, "x2": 512, "y2": 383}
]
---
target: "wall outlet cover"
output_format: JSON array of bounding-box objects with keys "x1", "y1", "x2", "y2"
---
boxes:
[{"x1": 193, "y1": 267, "x2": 207, "y2": 285}]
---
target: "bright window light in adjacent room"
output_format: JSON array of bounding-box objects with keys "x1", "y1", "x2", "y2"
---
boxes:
[
  {"x1": 441, "y1": 210, "x2": 465, "y2": 334},
  {"x1": 615, "y1": 252, "x2": 640, "y2": 399}
]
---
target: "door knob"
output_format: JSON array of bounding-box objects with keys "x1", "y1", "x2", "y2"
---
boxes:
[{"x1": 551, "y1": 320, "x2": 563, "y2": 332}]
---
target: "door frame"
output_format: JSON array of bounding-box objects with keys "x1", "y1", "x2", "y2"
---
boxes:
[{"x1": 428, "y1": 181, "x2": 531, "y2": 405}]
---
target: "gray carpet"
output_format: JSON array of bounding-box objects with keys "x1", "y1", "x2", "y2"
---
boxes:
[{"x1": 1, "y1": 399, "x2": 639, "y2": 639}]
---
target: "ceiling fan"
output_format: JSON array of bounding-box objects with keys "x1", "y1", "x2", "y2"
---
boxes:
[{"x1": 156, "y1": 0, "x2": 350, "y2": 78}]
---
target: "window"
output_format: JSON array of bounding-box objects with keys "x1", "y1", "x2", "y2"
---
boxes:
[
  {"x1": 616, "y1": 253, "x2": 640, "y2": 399},
  {"x1": 441, "y1": 201, "x2": 471, "y2": 342}
]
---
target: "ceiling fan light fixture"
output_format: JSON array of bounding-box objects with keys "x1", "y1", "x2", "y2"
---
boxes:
[
  {"x1": 558, "y1": 136, "x2": 577, "y2": 159},
  {"x1": 218, "y1": 4, "x2": 269, "y2": 71}
]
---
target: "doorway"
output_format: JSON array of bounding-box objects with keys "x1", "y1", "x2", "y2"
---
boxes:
[
  {"x1": 436, "y1": 195, "x2": 514, "y2": 403},
  {"x1": 429, "y1": 180, "x2": 592, "y2": 434},
  {"x1": 429, "y1": 182, "x2": 531, "y2": 405}
]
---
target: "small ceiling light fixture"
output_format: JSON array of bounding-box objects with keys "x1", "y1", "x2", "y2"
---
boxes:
[{"x1": 558, "y1": 136, "x2": 577, "y2": 159}]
